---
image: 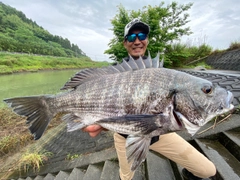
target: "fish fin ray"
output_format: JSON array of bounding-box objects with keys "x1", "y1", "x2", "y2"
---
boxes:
[
  {"x1": 61, "y1": 53, "x2": 160, "y2": 90},
  {"x1": 112, "y1": 63, "x2": 126, "y2": 72},
  {"x1": 3, "y1": 96, "x2": 53, "y2": 140},
  {"x1": 62, "y1": 113, "x2": 86, "y2": 132},
  {"x1": 152, "y1": 52, "x2": 160, "y2": 68},
  {"x1": 144, "y1": 54, "x2": 152, "y2": 68},
  {"x1": 61, "y1": 68, "x2": 108, "y2": 90},
  {"x1": 127, "y1": 56, "x2": 139, "y2": 70},
  {"x1": 126, "y1": 135, "x2": 151, "y2": 171},
  {"x1": 121, "y1": 59, "x2": 132, "y2": 71},
  {"x1": 134, "y1": 58, "x2": 146, "y2": 69},
  {"x1": 97, "y1": 114, "x2": 162, "y2": 135}
]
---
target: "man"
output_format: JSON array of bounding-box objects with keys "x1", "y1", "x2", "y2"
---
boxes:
[{"x1": 83, "y1": 18, "x2": 216, "y2": 180}]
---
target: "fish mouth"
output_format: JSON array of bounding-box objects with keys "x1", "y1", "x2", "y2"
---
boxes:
[
  {"x1": 205, "y1": 103, "x2": 235, "y2": 122},
  {"x1": 205, "y1": 91, "x2": 234, "y2": 123}
]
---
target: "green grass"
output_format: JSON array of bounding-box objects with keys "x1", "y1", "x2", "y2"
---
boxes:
[
  {"x1": 182, "y1": 62, "x2": 212, "y2": 69},
  {"x1": 0, "y1": 107, "x2": 33, "y2": 156},
  {"x1": 19, "y1": 150, "x2": 53, "y2": 172},
  {"x1": 66, "y1": 153, "x2": 81, "y2": 161},
  {"x1": 0, "y1": 52, "x2": 109, "y2": 74}
]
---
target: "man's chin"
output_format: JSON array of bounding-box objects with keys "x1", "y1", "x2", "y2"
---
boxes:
[{"x1": 131, "y1": 51, "x2": 143, "y2": 57}]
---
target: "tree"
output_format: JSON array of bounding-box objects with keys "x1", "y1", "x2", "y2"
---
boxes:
[
  {"x1": 0, "y1": 2, "x2": 87, "y2": 57},
  {"x1": 104, "y1": 2, "x2": 193, "y2": 62}
]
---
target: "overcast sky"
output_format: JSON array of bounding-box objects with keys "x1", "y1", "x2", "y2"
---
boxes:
[{"x1": 1, "y1": 0, "x2": 240, "y2": 61}]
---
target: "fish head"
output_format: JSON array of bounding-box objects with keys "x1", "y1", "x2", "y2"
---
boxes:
[{"x1": 172, "y1": 76, "x2": 234, "y2": 135}]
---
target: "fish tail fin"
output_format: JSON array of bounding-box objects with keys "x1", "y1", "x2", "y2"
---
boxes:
[{"x1": 4, "y1": 95, "x2": 54, "y2": 140}]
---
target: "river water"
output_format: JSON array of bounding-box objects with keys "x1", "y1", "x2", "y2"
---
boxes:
[{"x1": 0, "y1": 69, "x2": 79, "y2": 107}]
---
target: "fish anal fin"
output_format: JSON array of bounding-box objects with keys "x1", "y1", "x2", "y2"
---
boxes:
[
  {"x1": 62, "y1": 113, "x2": 86, "y2": 132},
  {"x1": 126, "y1": 135, "x2": 151, "y2": 171}
]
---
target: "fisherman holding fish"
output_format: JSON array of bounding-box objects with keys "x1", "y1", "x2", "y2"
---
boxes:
[
  {"x1": 5, "y1": 18, "x2": 233, "y2": 180},
  {"x1": 83, "y1": 18, "x2": 217, "y2": 180}
]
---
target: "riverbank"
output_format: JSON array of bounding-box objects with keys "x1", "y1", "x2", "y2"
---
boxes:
[{"x1": 0, "y1": 53, "x2": 109, "y2": 75}]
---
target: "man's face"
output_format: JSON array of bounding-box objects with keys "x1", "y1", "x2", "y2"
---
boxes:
[{"x1": 123, "y1": 30, "x2": 148, "y2": 59}]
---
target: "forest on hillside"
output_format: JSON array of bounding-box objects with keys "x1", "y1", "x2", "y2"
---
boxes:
[{"x1": 0, "y1": 2, "x2": 85, "y2": 57}]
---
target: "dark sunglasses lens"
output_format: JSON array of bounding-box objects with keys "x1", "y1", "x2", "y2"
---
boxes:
[
  {"x1": 127, "y1": 33, "x2": 147, "y2": 42},
  {"x1": 138, "y1": 33, "x2": 147, "y2": 41},
  {"x1": 127, "y1": 34, "x2": 137, "y2": 42}
]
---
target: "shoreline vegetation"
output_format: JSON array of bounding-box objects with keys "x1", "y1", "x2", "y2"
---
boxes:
[{"x1": 0, "y1": 52, "x2": 110, "y2": 75}]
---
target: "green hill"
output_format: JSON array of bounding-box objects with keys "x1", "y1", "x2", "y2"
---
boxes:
[{"x1": 0, "y1": 2, "x2": 85, "y2": 57}]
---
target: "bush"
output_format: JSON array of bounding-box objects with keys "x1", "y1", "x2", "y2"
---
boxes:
[
  {"x1": 227, "y1": 41, "x2": 240, "y2": 51},
  {"x1": 165, "y1": 43, "x2": 212, "y2": 67}
]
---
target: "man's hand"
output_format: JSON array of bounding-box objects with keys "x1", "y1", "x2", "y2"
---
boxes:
[{"x1": 82, "y1": 125, "x2": 105, "y2": 137}]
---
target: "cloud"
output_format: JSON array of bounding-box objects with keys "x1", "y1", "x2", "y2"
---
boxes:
[
  {"x1": 2, "y1": 0, "x2": 240, "y2": 60},
  {"x1": 182, "y1": 0, "x2": 240, "y2": 48}
]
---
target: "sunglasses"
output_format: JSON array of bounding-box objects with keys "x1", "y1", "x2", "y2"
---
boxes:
[{"x1": 125, "y1": 33, "x2": 147, "y2": 42}]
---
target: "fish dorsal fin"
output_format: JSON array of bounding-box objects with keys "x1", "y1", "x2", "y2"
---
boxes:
[
  {"x1": 134, "y1": 56, "x2": 146, "y2": 69},
  {"x1": 159, "y1": 54, "x2": 164, "y2": 68},
  {"x1": 60, "y1": 67, "x2": 113, "y2": 90},
  {"x1": 61, "y1": 53, "x2": 161, "y2": 90},
  {"x1": 121, "y1": 59, "x2": 132, "y2": 71},
  {"x1": 111, "y1": 63, "x2": 125, "y2": 72},
  {"x1": 127, "y1": 56, "x2": 139, "y2": 70},
  {"x1": 143, "y1": 53, "x2": 152, "y2": 68},
  {"x1": 152, "y1": 52, "x2": 160, "y2": 68}
]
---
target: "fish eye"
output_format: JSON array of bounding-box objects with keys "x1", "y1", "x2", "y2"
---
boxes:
[{"x1": 201, "y1": 85, "x2": 213, "y2": 94}]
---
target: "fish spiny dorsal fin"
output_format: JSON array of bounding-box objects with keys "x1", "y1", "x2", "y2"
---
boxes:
[
  {"x1": 152, "y1": 52, "x2": 160, "y2": 68},
  {"x1": 159, "y1": 55, "x2": 164, "y2": 68},
  {"x1": 147, "y1": 50, "x2": 151, "y2": 61},
  {"x1": 121, "y1": 59, "x2": 133, "y2": 71},
  {"x1": 134, "y1": 56, "x2": 146, "y2": 69},
  {"x1": 61, "y1": 52, "x2": 161, "y2": 90},
  {"x1": 143, "y1": 54, "x2": 152, "y2": 68},
  {"x1": 109, "y1": 63, "x2": 123, "y2": 72},
  {"x1": 61, "y1": 68, "x2": 109, "y2": 90},
  {"x1": 127, "y1": 56, "x2": 139, "y2": 70}
]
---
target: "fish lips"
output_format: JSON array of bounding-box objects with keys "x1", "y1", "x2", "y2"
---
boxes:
[{"x1": 204, "y1": 91, "x2": 234, "y2": 124}]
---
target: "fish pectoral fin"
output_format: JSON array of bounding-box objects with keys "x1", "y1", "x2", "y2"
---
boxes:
[
  {"x1": 126, "y1": 135, "x2": 151, "y2": 171},
  {"x1": 97, "y1": 114, "x2": 163, "y2": 135},
  {"x1": 62, "y1": 113, "x2": 85, "y2": 132}
]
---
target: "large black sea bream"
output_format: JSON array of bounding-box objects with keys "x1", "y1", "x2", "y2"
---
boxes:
[{"x1": 4, "y1": 54, "x2": 234, "y2": 171}]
